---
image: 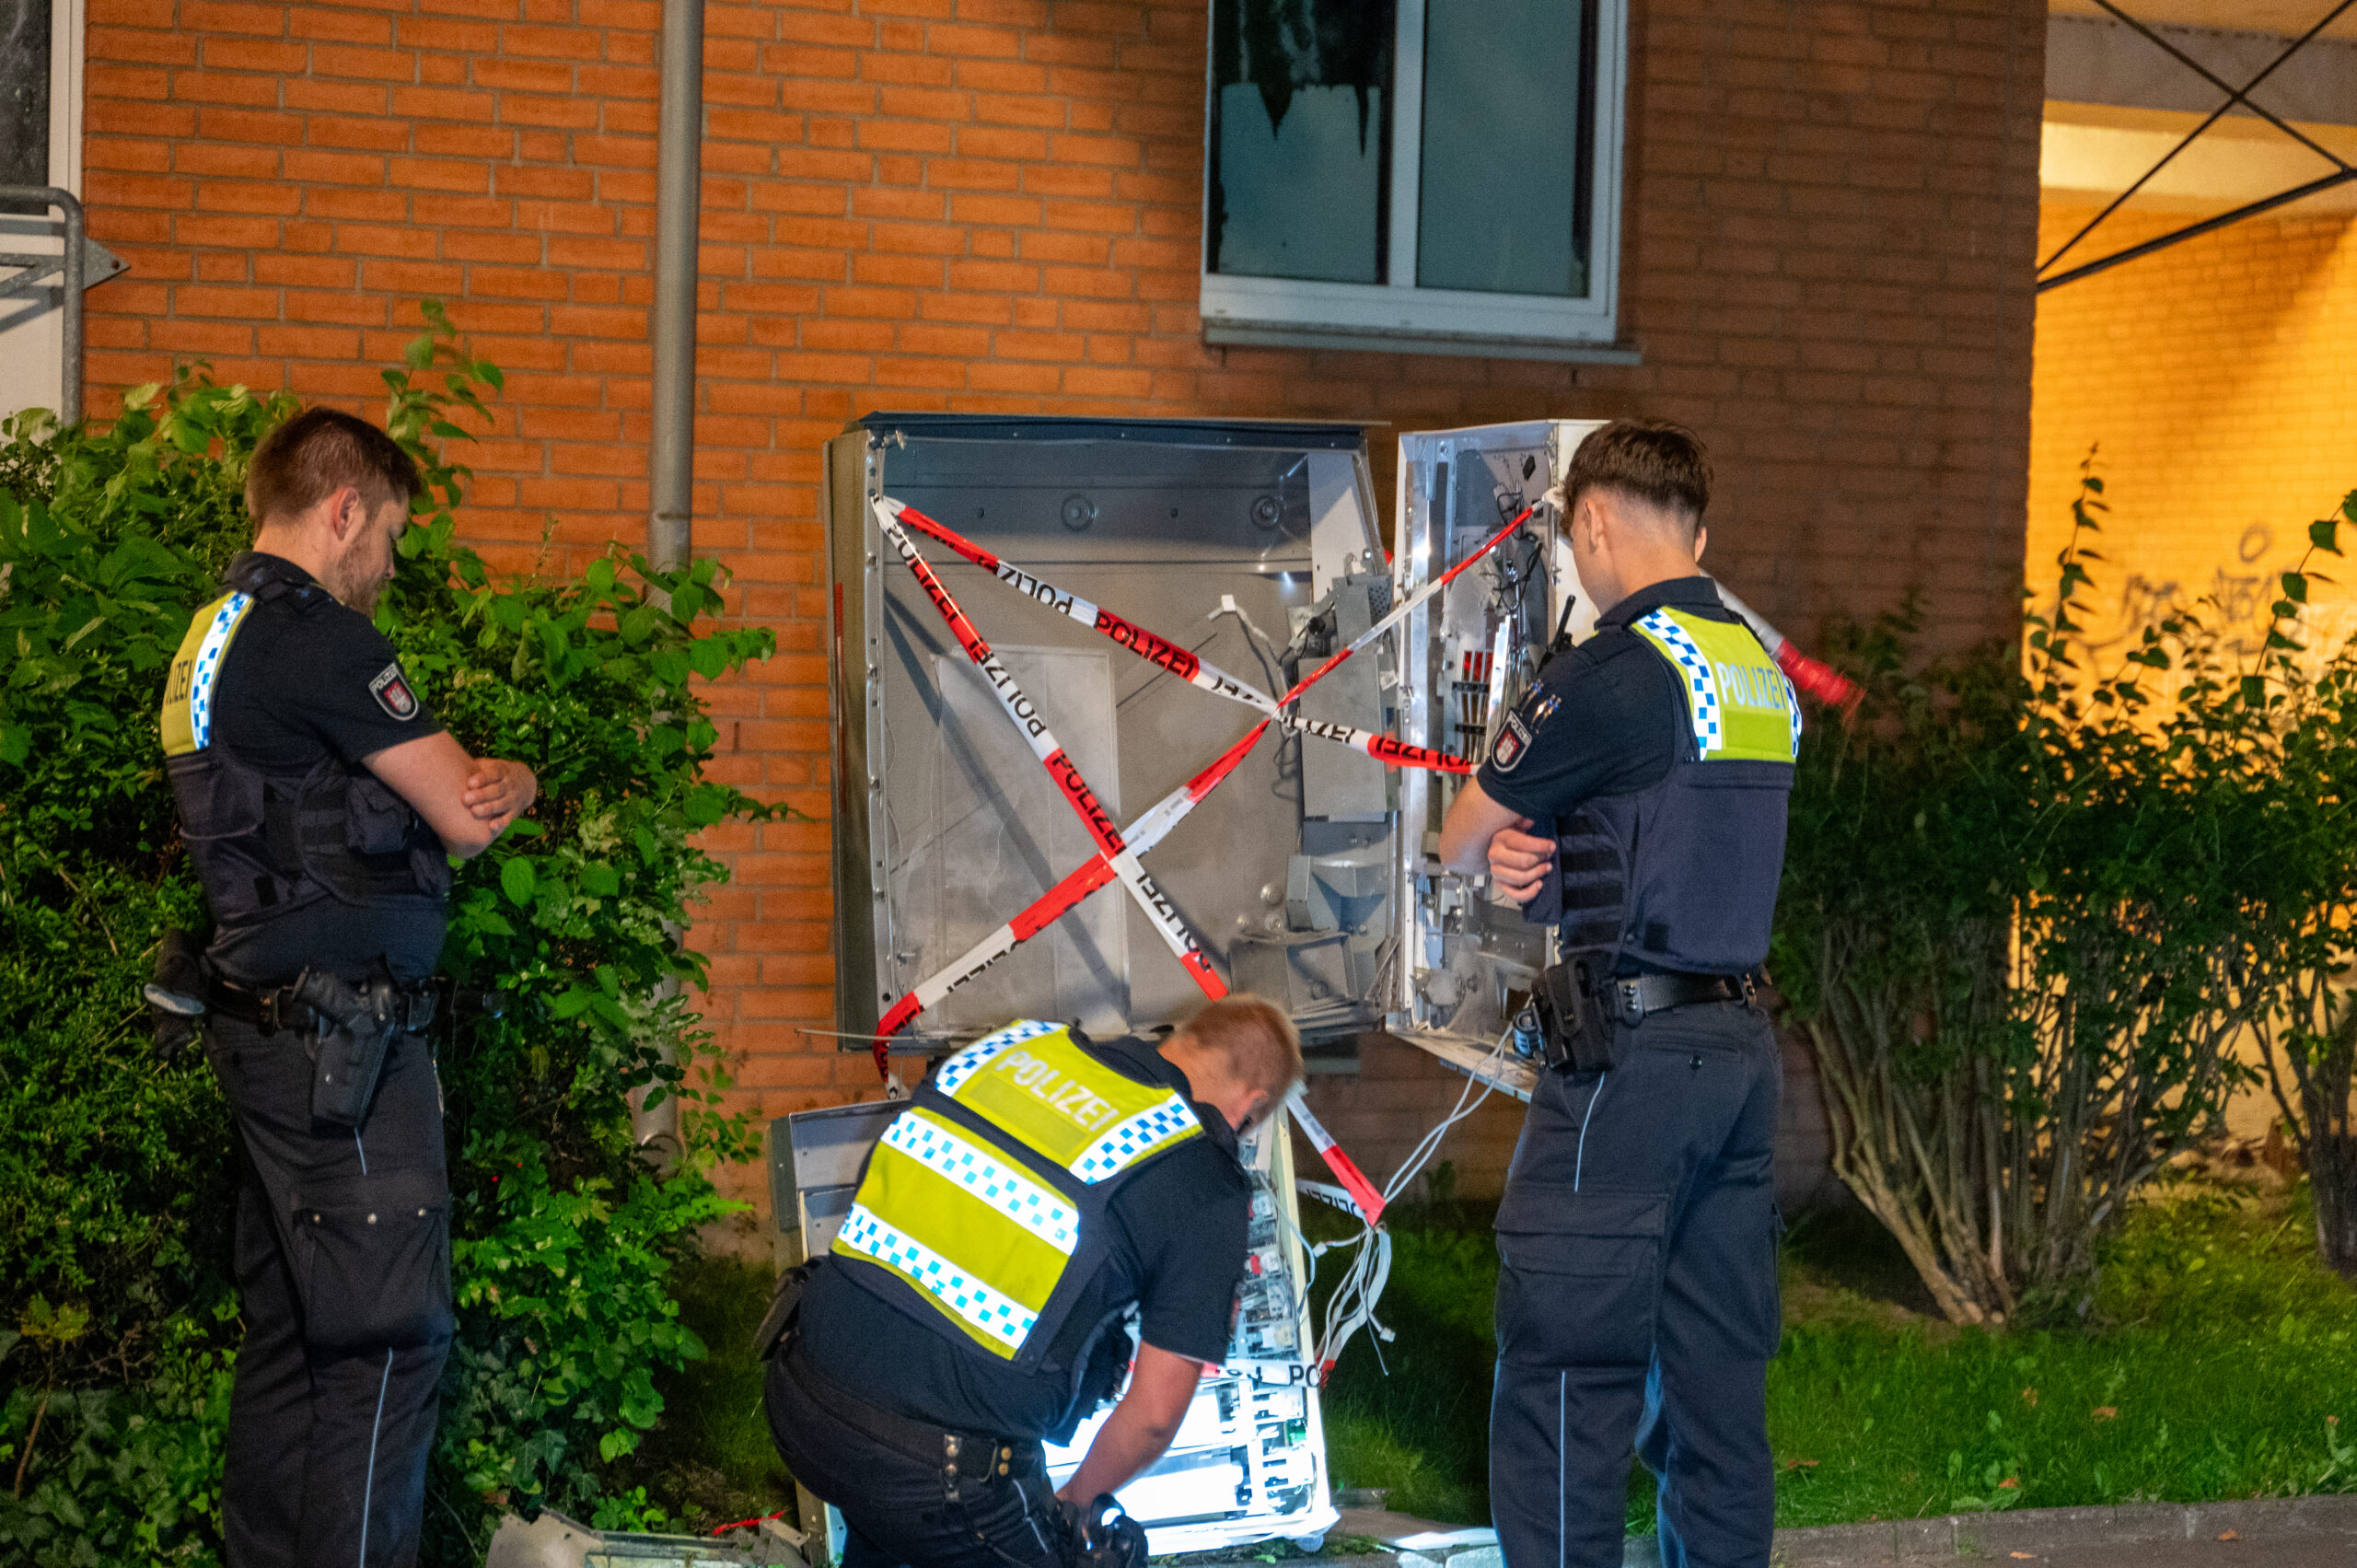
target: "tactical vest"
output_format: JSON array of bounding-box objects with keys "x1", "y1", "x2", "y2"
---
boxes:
[
  {"x1": 1551, "y1": 605, "x2": 1798, "y2": 975},
  {"x1": 159, "y1": 557, "x2": 449, "y2": 947},
  {"x1": 833, "y1": 1021, "x2": 1208, "y2": 1391}
]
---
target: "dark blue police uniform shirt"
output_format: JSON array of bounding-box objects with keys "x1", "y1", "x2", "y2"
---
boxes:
[
  {"x1": 207, "y1": 552, "x2": 449, "y2": 984},
  {"x1": 1475, "y1": 575, "x2": 1742, "y2": 823}
]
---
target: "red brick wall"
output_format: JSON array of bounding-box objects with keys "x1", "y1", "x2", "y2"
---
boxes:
[{"x1": 79, "y1": 0, "x2": 2044, "y2": 1214}]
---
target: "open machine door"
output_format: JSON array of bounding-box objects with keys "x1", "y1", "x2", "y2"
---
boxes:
[{"x1": 1381, "y1": 419, "x2": 1604, "y2": 1101}]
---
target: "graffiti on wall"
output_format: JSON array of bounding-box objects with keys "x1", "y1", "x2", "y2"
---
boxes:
[{"x1": 2081, "y1": 523, "x2": 2290, "y2": 658}]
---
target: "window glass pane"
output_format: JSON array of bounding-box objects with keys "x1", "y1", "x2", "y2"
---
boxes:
[
  {"x1": 1417, "y1": 0, "x2": 1589, "y2": 297},
  {"x1": 0, "y1": 0, "x2": 51, "y2": 188},
  {"x1": 1208, "y1": 0, "x2": 1393, "y2": 285}
]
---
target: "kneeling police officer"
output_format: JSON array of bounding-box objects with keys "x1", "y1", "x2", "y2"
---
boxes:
[
  {"x1": 1441, "y1": 421, "x2": 1794, "y2": 1568},
  {"x1": 158, "y1": 408, "x2": 538, "y2": 1567},
  {"x1": 762, "y1": 997, "x2": 1305, "y2": 1568}
]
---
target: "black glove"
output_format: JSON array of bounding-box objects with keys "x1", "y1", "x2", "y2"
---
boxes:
[
  {"x1": 144, "y1": 929, "x2": 208, "y2": 1063},
  {"x1": 1061, "y1": 1495, "x2": 1145, "y2": 1568}
]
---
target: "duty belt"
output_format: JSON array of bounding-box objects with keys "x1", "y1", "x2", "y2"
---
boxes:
[
  {"x1": 204, "y1": 972, "x2": 438, "y2": 1037},
  {"x1": 1608, "y1": 970, "x2": 1755, "y2": 1027},
  {"x1": 782, "y1": 1339, "x2": 1034, "y2": 1499}
]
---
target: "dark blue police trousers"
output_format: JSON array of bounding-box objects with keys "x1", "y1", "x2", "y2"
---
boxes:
[
  {"x1": 206, "y1": 1016, "x2": 453, "y2": 1568},
  {"x1": 766, "y1": 1339, "x2": 1068, "y2": 1568},
  {"x1": 1490, "y1": 1000, "x2": 1781, "y2": 1568}
]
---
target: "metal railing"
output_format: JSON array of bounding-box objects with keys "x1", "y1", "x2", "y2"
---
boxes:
[{"x1": 0, "y1": 186, "x2": 87, "y2": 424}]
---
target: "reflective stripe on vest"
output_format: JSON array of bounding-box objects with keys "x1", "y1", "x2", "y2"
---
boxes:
[
  {"x1": 835, "y1": 1204, "x2": 1044, "y2": 1353},
  {"x1": 936, "y1": 1022, "x2": 1202, "y2": 1184},
  {"x1": 161, "y1": 591, "x2": 255, "y2": 758},
  {"x1": 1631, "y1": 607, "x2": 1800, "y2": 762},
  {"x1": 831, "y1": 1020, "x2": 1201, "y2": 1359}
]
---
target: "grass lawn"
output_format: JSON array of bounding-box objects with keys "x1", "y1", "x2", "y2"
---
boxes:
[
  {"x1": 637, "y1": 1251, "x2": 797, "y2": 1533},
  {"x1": 1318, "y1": 1173, "x2": 2357, "y2": 1533}
]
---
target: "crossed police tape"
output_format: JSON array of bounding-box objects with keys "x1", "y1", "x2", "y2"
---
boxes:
[{"x1": 866, "y1": 495, "x2": 1543, "y2": 1082}]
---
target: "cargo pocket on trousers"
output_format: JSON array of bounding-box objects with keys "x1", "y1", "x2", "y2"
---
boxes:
[
  {"x1": 292, "y1": 1169, "x2": 454, "y2": 1352},
  {"x1": 1493, "y1": 1184, "x2": 1668, "y2": 1370}
]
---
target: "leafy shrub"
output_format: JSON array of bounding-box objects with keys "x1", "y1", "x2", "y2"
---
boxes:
[
  {"x1": 0, "y1": 304, "x2": 780, "y2": 1564},
  {"x1": 1778, "y1": 457, "x2": 2357, "y2": 1323}
]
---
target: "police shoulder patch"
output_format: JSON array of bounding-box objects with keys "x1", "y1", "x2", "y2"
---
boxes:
[
  {"x1": 369, "y1": 662, "x2": 421, "y2": 721},
  {"x1": 1492, "y1": 716, "x2": 1530, "y2": 772}
]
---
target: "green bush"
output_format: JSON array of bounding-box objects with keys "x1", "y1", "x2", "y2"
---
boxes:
[
  {"x1": 1777, "y1": 458, "x2": 2357, "y2": 1324},
  {"x1": 0, "y1": 304, "x2": 780, "y2": 1564}
]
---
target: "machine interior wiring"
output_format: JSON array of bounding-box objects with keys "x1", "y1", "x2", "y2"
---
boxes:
[{"x1": 1308, "y1": 1023, "x2": 1514, "y2": 1380}]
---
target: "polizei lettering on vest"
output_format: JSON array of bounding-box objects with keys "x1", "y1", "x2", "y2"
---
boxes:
[
  {"x1": 1044, "y1": 749, "x2": 1123, "y2": 851},
  {"x1": 991, "y1": 1051, "x2": 1119, "y2": 1130},
  {"x1": 1713, "y1": 657, "x2": 1786, "y2": 710}
]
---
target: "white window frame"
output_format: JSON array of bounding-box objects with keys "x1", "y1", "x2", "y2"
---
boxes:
[
  {"x1": 0, "y1": 0, "x2": 87, "y2": 423},
  {"x1": 1199, "y1": 0, "x2": 1633, "y2": 364}
]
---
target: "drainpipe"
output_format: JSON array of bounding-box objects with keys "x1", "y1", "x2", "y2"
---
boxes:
[
  {"x1": 647, "y1": 0, "x2": 703, "y2": 575},
  {"x1": 634, "y1": 0, "x2": 703, "y2": 1161}
]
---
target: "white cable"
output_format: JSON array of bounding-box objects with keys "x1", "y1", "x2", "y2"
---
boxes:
[{"x1": 1312, "y1": 1025, "x2": 1515, "y2": 1376}]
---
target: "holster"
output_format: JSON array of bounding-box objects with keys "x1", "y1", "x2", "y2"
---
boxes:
[
  {"x1": 1528, "y1": 957, "x2": 1624, "y2": 1074},
  {"x1": 294, "y1": 961, "x2": 407, "y2": 1128},
  {"x1": 753, "y1": 1258, "x2": 820, "y2": 1361}
]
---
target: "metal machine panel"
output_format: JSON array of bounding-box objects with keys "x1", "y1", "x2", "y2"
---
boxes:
[{"x1": 823, "y1": 414, "x2": 1384, "y2": 1048}]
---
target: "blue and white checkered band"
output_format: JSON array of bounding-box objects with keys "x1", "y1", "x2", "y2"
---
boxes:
[
  {"x1": 1069, "y1": 1094, "x2": 1200, "y2": 1184},
  {"x1": 1782, "y1": 670, "x2": 1803, "y2": 757},
  {"x1": 1637, "y1": 609, "x2": 1724, "y2": 757},
  {"x1": 885, "y1": 1109, "x2": 1080, "y2": 1253},
  {"x1": 934, "y1": 1018, "x2": 1060, "y2": 1098},
  {"x1": 838, "y1": 1204, "x2": 1039, "y2": 1349},
  {"x1": 188, "y1": 593, "x2": 252, "y2": 750}
]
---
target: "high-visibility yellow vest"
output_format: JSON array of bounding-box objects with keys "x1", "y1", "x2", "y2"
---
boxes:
[
  {"x1": 832, "y1": 1019, "x2": 1204, "y2": 1365},
  {"x1": 1628, "y1": 607, "x2": 1801, "y2": 765},
  {"x1": 1542, "y1": 605, "x2": 1797, "y2": 973}
]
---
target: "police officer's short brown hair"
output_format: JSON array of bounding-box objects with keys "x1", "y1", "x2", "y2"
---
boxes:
[
  {"x1": 1175, "y1": 995, "x2": 1304, "y2": 1099},
  {"x1": 1565, "y1": 419, "x2": 1713, "y2": 527},
  {"x1": 246, "y1": 407, "x2": 423, "y2": 527}
]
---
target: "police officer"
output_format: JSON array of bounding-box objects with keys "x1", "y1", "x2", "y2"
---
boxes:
[
  {"x1": 159, "y1": 408, "x2": 539, "y2": 1568},
  {"x1": 762, "y1": 997, "x2": 1305, "y2": 1568},
  {"x1": 1438, "y1": 421, "x2": 1794, "y2": 1568}
]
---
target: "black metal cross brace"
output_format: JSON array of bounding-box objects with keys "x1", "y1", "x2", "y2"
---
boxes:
[{"x1": 2038, "y1": 0, "x2": 2357, "y2": 293}]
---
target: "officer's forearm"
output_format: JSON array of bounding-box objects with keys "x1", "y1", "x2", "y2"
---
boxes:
[
  {"x1": 1058, "y1": 1392, "x2": 1187, "y2": 1504},
  {"x1": 1439, "y1": 778, "x2": 1525, "y2": 875},
  {"x1": 1057, "y1": 1343, "x2": 1203, "y2": 1504}
]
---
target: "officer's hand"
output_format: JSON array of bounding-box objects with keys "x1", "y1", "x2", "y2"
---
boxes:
[
  {"x1": 461, "y1": 758, "x2": 539, "y2": 829},
  {"x1": 1486, "y1": 818, "x2": 1554, "y2": 905}
]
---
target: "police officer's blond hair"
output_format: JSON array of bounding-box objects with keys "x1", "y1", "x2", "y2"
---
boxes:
[{"x1": 1173, "y1": 995, "x2": 1303, "y2": 1098}]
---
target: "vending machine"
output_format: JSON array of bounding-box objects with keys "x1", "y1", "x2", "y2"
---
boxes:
[{"x1": 790, "y1": 413, "x2": 1636, "y2": 1556}]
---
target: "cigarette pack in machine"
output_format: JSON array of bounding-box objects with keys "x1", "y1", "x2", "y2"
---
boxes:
[{"x1": 787, "y1": 413, "x2": 1619, "y2": 1556}]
